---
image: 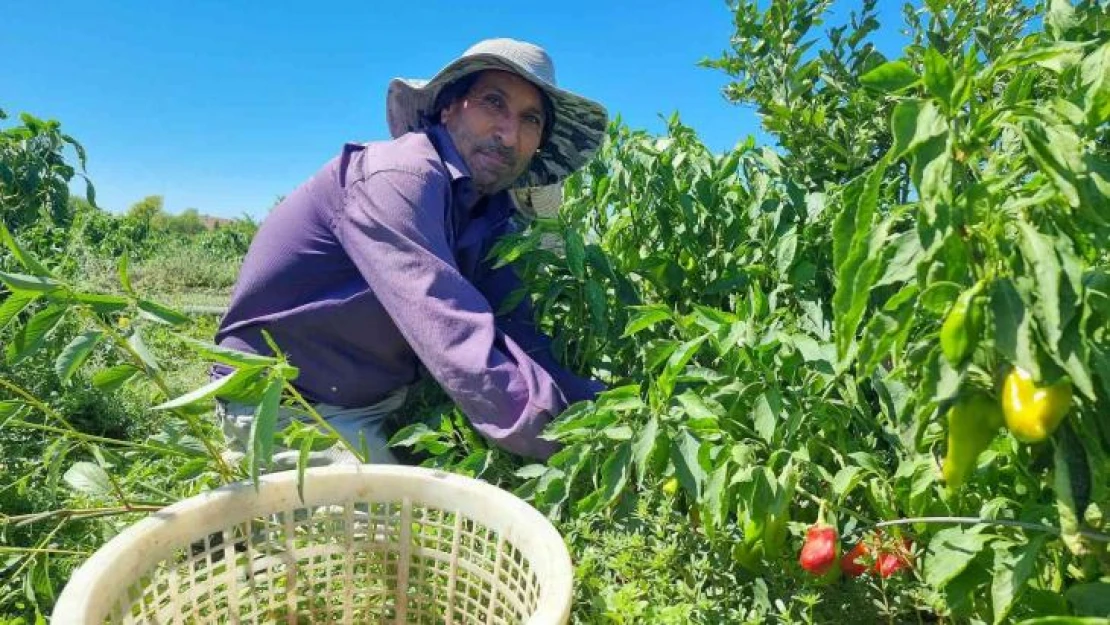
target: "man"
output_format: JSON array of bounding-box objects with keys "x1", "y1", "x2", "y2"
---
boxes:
[{"x1": 213, "y1": 38, "x2": 608, "y2": 467}]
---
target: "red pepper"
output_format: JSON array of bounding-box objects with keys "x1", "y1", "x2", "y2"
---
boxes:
[
  {"x1": 799, "y1": 524, "x2": 840, "y2": 576},
  {"x1": 875, "y1": 538, "x2": 914, "y2": 577},
  {"x1": 840, "y1": 540, "x2": 870, "y2": 577}
]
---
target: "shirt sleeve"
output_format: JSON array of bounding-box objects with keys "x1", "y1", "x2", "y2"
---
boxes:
[
  {"x1": 476, "y1": 259, "x2": 606, "y2": 404},
  {"x1": 335, "y1": 168, "x2": 564, "y2": 459}
]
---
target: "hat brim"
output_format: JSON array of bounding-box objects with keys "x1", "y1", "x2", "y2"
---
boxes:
[{"x1": 387, "y1": 54, "x2": 608, "y2": 187}]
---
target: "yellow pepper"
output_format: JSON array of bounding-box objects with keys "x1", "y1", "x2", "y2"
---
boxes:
[
  {"x1": 662, "y1": 477, "x2": 679, "y2": 496},
  {"x1": 1001, "y1": 367, "x2": 1073, "y2": 443},
  {"x1": 942, "y1": 393, "x2": 1003, "y2": 490}
]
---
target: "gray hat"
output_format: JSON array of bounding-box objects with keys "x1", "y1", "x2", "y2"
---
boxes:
[{"x1": 386, "y1": 38, "x2": 609, "y2": 188}]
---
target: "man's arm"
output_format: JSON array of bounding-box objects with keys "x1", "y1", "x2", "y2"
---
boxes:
[
  {"x1": 335, "y1": 168, "x2": 564, "y2": 459},
  {"x1": 477, "y1": 260, "x2": 605, "y2": 404}
]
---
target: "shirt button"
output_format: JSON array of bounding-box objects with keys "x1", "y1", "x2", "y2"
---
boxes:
[{"x1": 331, "y1": 386, "x2": 338, "y2": 393}]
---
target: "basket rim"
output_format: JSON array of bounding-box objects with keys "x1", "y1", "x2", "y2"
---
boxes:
[{"x1": 52, "y1": 464, "x2": 572, "y2": 624}]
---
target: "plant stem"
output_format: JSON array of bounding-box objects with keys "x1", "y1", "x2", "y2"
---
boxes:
[
  {"x1": 870, "y1": 516, "x2": 1110, "y2": 543},
  {"x1": 282, "y1": 381, "x2": 367, "y2": 462},
  {"x1": 1, "y1": 504, "x2": 165, "y2": 526},
  {"x1": 0, "y1": 545, "x2": 90, "y2": 556},
  {"x1": 5, "y1": 418, "x2": 198, "y2": 458}
]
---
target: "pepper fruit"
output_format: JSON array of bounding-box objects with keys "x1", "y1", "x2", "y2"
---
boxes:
[
  {"x1": 661, "y1": 477, "x2": 678, "y2": 496},
  {"x1": 840, "y1": 540, "x2": 870, "y2": 577},
  {"x1": 842, "y1": 533, "x2": 915, "y2": 579},
  {"x1": 940, "y1": 282, "x2": 984, "y2": 366},
  {"x1": 942, "y1": 393, "x2": 1004, "y2": 489},
  {"x1": 875, "y1": 538, "x2": 914, "y2": 578},
  {"x1": 1001, "y1": 367, "x2": 1073, "y2": 443},
  {"x1": 799, "y1": 523, "x2": 840, "y2": 582}
]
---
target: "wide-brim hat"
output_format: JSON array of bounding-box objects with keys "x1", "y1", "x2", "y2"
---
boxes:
[{"x1": 386, "y1": 38, "x2": 609, "y2": 188}]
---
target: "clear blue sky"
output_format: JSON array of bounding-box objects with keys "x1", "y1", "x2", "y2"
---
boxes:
[{"x1": 2, "y1": 1, "x2": 907, "y2": 220}]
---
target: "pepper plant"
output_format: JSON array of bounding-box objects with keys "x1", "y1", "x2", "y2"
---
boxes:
[{"x1": 476, "y1": 0, "x2": 1110, "y2": 621}]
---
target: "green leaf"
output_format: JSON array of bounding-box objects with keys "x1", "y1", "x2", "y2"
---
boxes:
[
  {"x1": 831, "y1": 466, "x2": 866, "y2": 504},
  {"x1": 71, "y1": 292, "x2": 129, "y2": 313},
  {"x1": 1016, "y1": 218, "x2": 1065, "y2": 348},
  {"x1": 775, "y1": 228, "x2": 798, "y2": 278},
  {"x1": 137, "y1": 299, "x2": 190, "y2": 326},
  {"x1": 924, "y1": 528, "x2": 993, "y2": 588},
  {"x1": 389, "y1": 423, "x2": 437, "y2": 448},
  {"x1": 991, "y1": 537, "x2": 1046, "y2": 624},
  {"x1": 875, "y1": 231, "x2": 924, "y2": 288},
  {"x1": 153, "y1": 371, "x2": 244, "y2": 410},
  {"x1": 1045, "y1": 0, "x2": 1078, "y2": 38},
  {"x1": 515, "y1": 464, "x2": 548, "y2": 479},
  {"x1": 1065, "y1": 583, "x2": 1110, "y2": 617},
  {"x1": 890, "y1": 100, "x2": 946, "y2": 160},
  {"x1": 127, "y1": 329, "x2": 160, "y2": 372},
  {"x1": 585, "y1": 279, "x2": 608, "y2": 335},
  {"x1": 564, "y1": 229, "x2": 586, "y2": 279},
  {"x1": 6, "y1": 304, "x2": 66, "y2": 365},
  {"x1": 0, "y1": 222, "x2": 52, "y2": 277},
  {"x1": 117, "y1": 253, "x2": 135, "y2": 295},
  {"x1": 595, "y1": 384, "x2": 644, "y2": 411},
  {"x1": 671, "y1": 429, "x2": 705, "y2": 501},
  {"x1": 858, "y1": 284, "x2": 917, "y2": 375},
  {"x1": 991, "y1": 278, "x2": 1039, "y2": 378},
  {"x1": 63, "y1": 461, "x2": 111, "y2": 496},
  {"x1": 602, "y1": 425, "x2": 633, "y2": 440},
  {"x1": 54, "y1": 331, "x2": 103, "y2": 382},
  {"x1": 0, "y1": 272, "x2": 64, "y2": 294},
  {"x1": 0, "y1": 291, "x2": 38, "y2": 331},
  {"x1": 175, "y1": 335, "x2": 280, "y2": 367},
  {"x1": 657, "y1": 334, "x2": 708, "y2": 399},
  {"x1": 631, "y1": 416, "x2": 660, "y2": 486},
  {"x1": 675, "y1": 391, "x2": 718, "y2": 422},
  {"x1": 753, "y1": 390, "x2": 782, "y2": 444},
  {"x1": 991, "y1": 41, "x2": 1089, "y2": 75},
  {"x1": 250, "y1": 376, "x2": 284, "y2": 482},
  {"x1": 1015, "y1": 116, "x2": 1084, "y2": 210},
  {"x1": 923, "y1": 48, "x2": 956, "y2": 111},
  {"x1": 0, "y1": 400, "x2": 26, "y2": 425},
  {"x1": 621, "y1": 304, "x2": 673, "y2": 338},
  {"x1": 1080, "y1": 42, "x2": 1110, "y2": 124},
  {"x1": 832, "y1": 163, "x2": 890, "y2": 361},
  {"x1": 1054, "y1": 421, "x2": 1090, "y2": 556},
  {"x1": 598, "y1": 441, "x2": 632, "y2": 507},
  {"x1": 91, "y1": 364, "x2": 141, "y2": 392},
  {"x1": 702, "y1": 459, "x2": 731, "y2": 531},
  {"x1": 860, "y1": 60, "x2": 920, "y2": 93}
]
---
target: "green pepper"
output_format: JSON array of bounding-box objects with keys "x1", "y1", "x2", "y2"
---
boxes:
[
  {"x1": 940, "y1": 281, "x2": 984, "y2": 366},
  {"x1": 942, "y1": 392, "x2": 1004, "y2": 490}
]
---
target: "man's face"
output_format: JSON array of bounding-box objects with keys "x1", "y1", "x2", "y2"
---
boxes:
[{"x1": 440, "y1": 70, "x2": 546, "y2": 196}]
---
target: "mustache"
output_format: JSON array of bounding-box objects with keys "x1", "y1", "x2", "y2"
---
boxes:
[{"x1": 477, "y1": 141, "x2": 517, "y2": 167}]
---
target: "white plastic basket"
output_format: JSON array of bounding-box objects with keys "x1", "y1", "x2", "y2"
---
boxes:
[{"x1": 52, "y1": 465, "x2": 573, "y2": 624}]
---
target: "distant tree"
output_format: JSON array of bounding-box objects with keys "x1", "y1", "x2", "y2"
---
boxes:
[
  {"x1": 167, "y1": 207, "x2": 205, "y2": 236},
  {"x1": 126, "y1": 195, "x2": 164, "y2": 226}
]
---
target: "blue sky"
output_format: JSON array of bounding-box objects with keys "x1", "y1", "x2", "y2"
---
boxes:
[{"x1": 3, "y1": 1, "x2": 908, "y2": 220}]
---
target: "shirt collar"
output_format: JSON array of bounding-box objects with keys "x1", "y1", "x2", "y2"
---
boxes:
[{"x1": 427, "y1": 124, "x2": 470, "y2": 184}]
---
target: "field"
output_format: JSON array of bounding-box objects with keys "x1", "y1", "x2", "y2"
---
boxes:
[{"x1": 2, "y1": 1, "x2": 1109, "y2": 623}]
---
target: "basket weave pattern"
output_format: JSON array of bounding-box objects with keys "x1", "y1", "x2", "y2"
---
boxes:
[{"x1": 52, "y1": 466, "x2": 571, "y2": 624}]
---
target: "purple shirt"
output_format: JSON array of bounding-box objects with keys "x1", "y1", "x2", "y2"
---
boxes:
[{"x1": 215, "y1": 125, "x2": 600, "y2": 459}]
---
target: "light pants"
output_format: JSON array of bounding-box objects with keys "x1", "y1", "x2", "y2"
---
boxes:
[{"x1": 216, "y1": 386, "x2": 409, "y2": 469}]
